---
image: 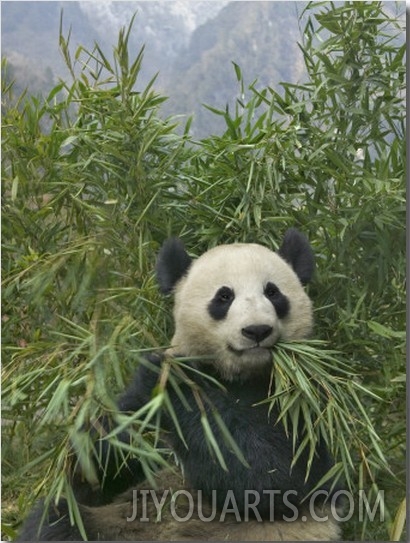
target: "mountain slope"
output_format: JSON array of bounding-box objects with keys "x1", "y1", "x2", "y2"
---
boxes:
[{"x1": 160, "y1": 1, "x2": 305, "y2": 136}]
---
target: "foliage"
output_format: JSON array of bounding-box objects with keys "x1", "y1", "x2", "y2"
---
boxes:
[
  {"x1": 2, "y1": 2, "x2": 405, "y2": 541},
  {"x1": 268, "y1": 341, "x2": 387, "y2": 491}
]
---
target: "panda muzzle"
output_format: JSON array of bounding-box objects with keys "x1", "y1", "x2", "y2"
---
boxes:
[{"x1": 241, "y1": 325, "x2": 273, "y2": 343}]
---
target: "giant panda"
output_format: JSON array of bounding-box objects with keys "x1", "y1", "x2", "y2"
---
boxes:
[{"x1": 17, "y1": 229, "x2": 342, "y2": 541}]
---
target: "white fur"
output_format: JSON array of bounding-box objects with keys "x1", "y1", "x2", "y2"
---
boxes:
[{"x1": 168, "y1": 243, "x2": 313, "y2": 379}]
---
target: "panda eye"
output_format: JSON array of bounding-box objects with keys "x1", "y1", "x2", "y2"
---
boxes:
[
  {"x1": 264, "y1": 282, "x2": 290, "y2": 319},
  {"x1": 208, "y1": 287, "x2": 235, "y2": 321},
  {"x1": 264, "y1": 282, "x2": 279, "y2": 299},
  {"x1": 216, "y1": 286, "x2": 234, "y2": 303}
]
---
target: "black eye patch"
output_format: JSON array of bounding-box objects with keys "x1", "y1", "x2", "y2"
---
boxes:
[
  {"x1": 264, "y1": 282, "x2": 290, "y2": 319},
  {"x1": 208, "y1": 286, "x2": 235, "y2": 321}
]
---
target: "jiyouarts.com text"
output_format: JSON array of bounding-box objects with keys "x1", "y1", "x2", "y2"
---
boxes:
[{"x1": 126, "y1": 488, "x2": 384, "y2": 523}]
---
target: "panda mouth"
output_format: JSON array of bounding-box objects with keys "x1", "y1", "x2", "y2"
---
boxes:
[{"x1": 228, "y1": 344, "x2": 270, "y2": 356}]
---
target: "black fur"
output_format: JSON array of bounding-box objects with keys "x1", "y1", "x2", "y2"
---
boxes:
[
  {"x1": 156, "y1": 237, "x2": 192, "y2": 294},
  {"x1": 278, "y1": 228, "x2": 315, "y2": 286},
  {"x1": 207, "y1": 286, "x2": 235, "y2": 320},
  {"x1": 117, "y1": 355, "x2": 337, "y2": 517},
  {"x1": 264, "y1": 282, "x2": 290, "y2": 318}
]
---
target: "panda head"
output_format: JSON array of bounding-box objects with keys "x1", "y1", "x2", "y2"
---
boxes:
[{"x1": 156, "y1": 229, "x2": 315, "y2": 380}]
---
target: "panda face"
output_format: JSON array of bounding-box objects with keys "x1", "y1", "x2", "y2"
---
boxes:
[{"x1": 168, "y1": 243, "x2": 313, "y2": 380}]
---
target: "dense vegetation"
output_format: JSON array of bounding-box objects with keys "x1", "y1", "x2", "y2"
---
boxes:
[{"x1": 2, "y1": 2, "x2": 405, "y2": 541}]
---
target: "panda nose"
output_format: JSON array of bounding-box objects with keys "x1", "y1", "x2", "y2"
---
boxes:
[{"x1": 241, "y1": 325, "x2": 273, "y2": 343}]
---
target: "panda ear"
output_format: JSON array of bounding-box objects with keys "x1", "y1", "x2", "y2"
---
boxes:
[
  {"x1": 278, "y1": 228, "x2": 315, "y2": 286},
  {"x1": 156, "y1": 238, "x2": 192, "y2": 294}
]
